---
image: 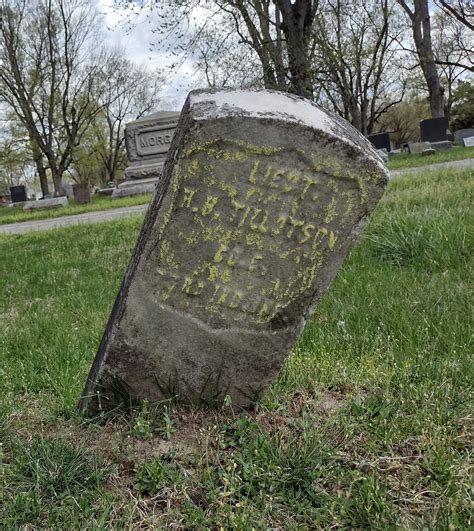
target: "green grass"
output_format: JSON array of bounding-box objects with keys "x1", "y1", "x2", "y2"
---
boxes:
[
  {"x1": 0, "y1": 167, "x2": 472, "y2": 527},
  {"x1": 387, "y1": 144, "x2": 474, "y2": 170},
  {"x1": 0, "y1": 192, "x2": 152, "y2": 225}
]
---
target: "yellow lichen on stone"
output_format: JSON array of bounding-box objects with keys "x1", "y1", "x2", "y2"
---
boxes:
[{"x1": 201, "y1": 196, "x2": 218, "y2": 216}]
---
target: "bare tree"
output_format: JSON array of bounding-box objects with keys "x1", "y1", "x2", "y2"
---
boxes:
[
  {"x1": 114, "y1": 0, "x2": 320, "y2": 99},
  {"x1": 90, "y1": 53, "x2": 161, "y2": 184},
  {"x1": 312, "y1": 0, "x2": 405, "y2": 135},
  {"x1": 0, "y1": 122, "x2": 34, "y2": 187},
  {"x1": 0, "y1": 0, "x2": 111, "y2": 195},
  {"x1": 396, "y1": 0, "x2": 445, "y2": 117},
  {"x1": 432, "y1": 8, "x2": 473, "y2": 120},
  {"x1": 435, "y1": 0, "x2": 474, "y2": 31}
]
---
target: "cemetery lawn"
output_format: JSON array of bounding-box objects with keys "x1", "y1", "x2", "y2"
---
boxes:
[
  {"x1": 387, "y1": 144, "x2": 474, "y2": 170},
  {"x1": 0, "y1": 167, "x2": 472, "y2": 528},
  {"x1": 0, "y1": 193, "x2": 152, "y2": 225}
]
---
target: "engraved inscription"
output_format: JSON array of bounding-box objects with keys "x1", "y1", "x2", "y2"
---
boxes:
[
  {"x1": 137, "y1": 128, "x2": 175, "y2": 156},
  {"x1": 149, "y1": 141, "x2": 362, "y2": 328}
]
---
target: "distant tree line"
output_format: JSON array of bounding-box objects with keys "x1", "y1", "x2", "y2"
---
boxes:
[
  {"x1": 0, "y1": 0, "x2": 160, "y2": 196},
  {"x1": 115, "y1": 0, "x2": 473, "y2": 135},
  {"x1": 1, "y1": 0, "x2": 472, "y2": 194}
]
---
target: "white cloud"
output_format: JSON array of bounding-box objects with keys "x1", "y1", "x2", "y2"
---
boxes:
[{"x1": 97, "y1": 0, "x2": 202, "y2": 110}]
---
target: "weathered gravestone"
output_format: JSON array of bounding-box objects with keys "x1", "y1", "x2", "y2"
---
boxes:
[{"x1": 79, "y1": 89, "x2": 388, "y2": 412}]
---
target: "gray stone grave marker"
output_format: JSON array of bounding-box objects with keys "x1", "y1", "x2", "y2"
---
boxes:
[
  {"x1": 408, "y1": 141, "x2": 431, "y2": 155},
  {"x1": 463, "y1": 136, "x2": 474, "y2": 147},
  {"x1": 79, "y1": 89, "x2": 388, "y2": 413},
  {"x1": 112, "y1": 111, "x2": 180, "y2": 199}
]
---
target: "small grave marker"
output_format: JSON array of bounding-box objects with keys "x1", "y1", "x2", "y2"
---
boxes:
[{"x1": 463, "y1": 136, "x2": 474, "y2": 148}]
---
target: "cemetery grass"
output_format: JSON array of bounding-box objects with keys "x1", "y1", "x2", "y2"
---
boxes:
[
  {"x1": 387, "y1": 144, "x2": 474, "y2": 170},
  {"x1": 0, "y1": 168, "x2": 472, "y2": 528},
  {"x1": 0, "y1": 193, "x2": 152, "y2": 225}
]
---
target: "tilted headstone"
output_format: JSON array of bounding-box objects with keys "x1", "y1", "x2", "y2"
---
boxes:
[
  {"x1": 420, "y1": 117, "x2": 448, "y2": 143},
  {"x1": 368, "y1": 132, "x2": 391, "y2": 152},
  {"x1": 79, "y1": 89, "x2": 388, "y2": 412},
  {"x1": 112, "y1": 111, "x2": 181, "y2": 199}
]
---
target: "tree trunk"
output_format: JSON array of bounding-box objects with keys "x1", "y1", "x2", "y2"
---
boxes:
[
  {"x1": 51, "y1": 169, "x2": 64, "y2": 196},
  {"x1": 30, "y1": 140, "x2": 50, "y2": 197},
  {"x1": 399, "y1": 0, "x2": 445, "y2": 118},
  {"x1": 37, "y1": 164, "x2": 50, "y2": 198},
  {"x1": 275, "y1": 0, "x2": 316, "y2": 100}
]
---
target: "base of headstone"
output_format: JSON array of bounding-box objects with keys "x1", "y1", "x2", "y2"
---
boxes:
[
  {"x1": 431, "y1": 141, "x2": 452, "y2": 151},
  {"x1": 422, "y1": 148, "x2": 436, "y2": 156},
  {"x1": 96, "y1": 187, "x2": 115, "y2": 197},
  {"x1": 111, "y1": 177, "x2": 157, "y2": 199},
  {"x1": 23, "y1": 197, "x2": 69, "y2": 210},
  {"x1": 10, "y1": 201, "x2": 28, "y2": 208}
]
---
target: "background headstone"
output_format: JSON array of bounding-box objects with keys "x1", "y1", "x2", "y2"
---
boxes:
[
  {"x1": 408, "y1": 141, "x2": 431, "y2": 154},
  {"x1": 23, "y1": 197, "x2": 68, "y2": 210},
  {"x1": 112, "y1": 111, "x2": 181, "y2": 199},
  {"x1": 79, "y1": 89, "x2": 388, "y2": 413},
  {"x1": 368, "y1": 132, "x2": 391, "y2": 152},
  {"x1": 420, "y1": 117, "x2": 448, "y2": 143},
  {"x1": 463, "y1": 136, "x2": 474, "y2": 147},
  {"x1": 454, "y1": 128, "x2": 474, "y2": 142},
  {"x1": 73, "y1": 183, "x2": 91, "y2": 204},
  {"x1": 431, "y1": 140, "x2": 452, "y2": 151},
  {"x1": 10, "y1": 185, "x2": 27, "y2": 203}
]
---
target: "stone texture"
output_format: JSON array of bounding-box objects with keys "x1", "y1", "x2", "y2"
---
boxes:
[
  {"x1": 79, "y1": 89, "x2": 388, "y2": 413},
  {"x1": 408, "y1": 142, "x2": 431, "y2": 155},
  {"x1": 111, "y1": 178, "x2": 157, "y2": 199},
  {"x1": 376, "y1": 149, "x2": 389, "y2": 163},
  {"x1": 23, "y1": 197, "x2": 68, "y2": 210}
]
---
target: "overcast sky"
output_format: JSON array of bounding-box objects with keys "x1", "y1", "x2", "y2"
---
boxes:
[{"x1": 97, "y1": 0, "x2": 200, "y2": 111}]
